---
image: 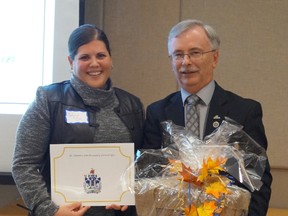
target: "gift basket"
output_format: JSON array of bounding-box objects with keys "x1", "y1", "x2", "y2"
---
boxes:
[{"x1": 124, "y1": 118, "x2": 268, "y2": 216}]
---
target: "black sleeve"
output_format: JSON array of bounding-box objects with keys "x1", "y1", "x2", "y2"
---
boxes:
[
  {"x1": 142, "y1": 105, "x2": 163, "y2": 149},
  {"x1": 242, "y1": 102, "x2": 272, "y2": 216}
]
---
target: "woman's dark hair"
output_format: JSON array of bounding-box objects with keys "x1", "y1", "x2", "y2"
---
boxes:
[{"x1": 68, "y1": 24, "x2": 111, "y2": 60}]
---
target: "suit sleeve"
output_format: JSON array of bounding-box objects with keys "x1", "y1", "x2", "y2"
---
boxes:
[
  {"x1": 242, "y1": 102, "x2": 272, "y2": 216},
  {"x1": 142, "y1": 104, "x2": 163, "y2": 149}
]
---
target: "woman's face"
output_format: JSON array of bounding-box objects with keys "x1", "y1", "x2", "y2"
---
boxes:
[{"x1": 68, "y1": 39, "x2": 112, "y2": 88}]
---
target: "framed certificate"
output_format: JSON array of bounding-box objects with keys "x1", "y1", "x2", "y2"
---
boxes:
[{"x1": 50, "y1": 143, "x2": 135, "y2": 206}]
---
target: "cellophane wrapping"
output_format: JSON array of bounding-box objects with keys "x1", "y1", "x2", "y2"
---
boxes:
[{"x1": 123, "y1": 118, "x2": 267, "y2": 216}]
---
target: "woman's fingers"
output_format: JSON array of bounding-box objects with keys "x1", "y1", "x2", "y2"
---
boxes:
[{"x1": 105, "y1": 204, "x2": 128, "y2": 211}]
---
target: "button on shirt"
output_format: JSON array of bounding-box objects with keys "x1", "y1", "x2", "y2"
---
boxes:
[{"x1": 181, "y1": 80, "x2": 215, "y2": 140}]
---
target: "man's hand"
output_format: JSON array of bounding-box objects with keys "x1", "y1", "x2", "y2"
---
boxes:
[{"x1": 54, "y1": 202, "x2": 90, "y2": 216}]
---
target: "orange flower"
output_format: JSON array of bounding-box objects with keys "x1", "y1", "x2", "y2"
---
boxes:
[
  {"x1": 179, "y1": 162, "x2": 202, "y2": 186},
  {"x1": 185, "y1": 201, "x2": 217, "y2": 216},
  {"x1": 184, "y1": 204, "x2": 197, "y2": 216},
  {"x1": 205, "y1": 181, "x2": 230, "y2": 199},
  {"x1": 197, "y1": 201, "x2": 218, "y2": 216},
  {"x1": 168, "y1": 158, "x2": 182, "y2": 173},
  {"x1": 168, "y1": 158, "x2": 202, "y2": 186},
  {"x1": 198, "y1": 157, "x2": 227, "y2": 182}
]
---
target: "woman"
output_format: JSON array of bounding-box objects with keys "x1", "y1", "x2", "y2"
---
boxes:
[{"x1": 12, "y1": 24, "x2": 144, "y2": 216}]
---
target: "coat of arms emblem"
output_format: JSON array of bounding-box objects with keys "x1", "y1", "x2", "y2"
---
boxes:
[{"x1": 83, "y1": 168, "x2": 102, "y2": 194}]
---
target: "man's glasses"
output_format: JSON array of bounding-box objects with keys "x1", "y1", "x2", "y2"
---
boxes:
[{"x1": 170, "y1": 50, "x2": 216, "y2": 62}]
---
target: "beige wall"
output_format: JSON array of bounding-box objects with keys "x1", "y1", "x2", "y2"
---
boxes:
[{"x1": 84, "y1": 0, "x2": 288, "y2": 209}]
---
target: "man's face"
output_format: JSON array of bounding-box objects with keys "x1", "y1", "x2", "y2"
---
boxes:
[{"x1": 169, "y1": 26, "x2": 219, "y2": 93}]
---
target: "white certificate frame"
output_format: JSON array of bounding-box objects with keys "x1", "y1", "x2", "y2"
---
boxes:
[{"x1": 50, "y1": 143, "x2": 135, "y2": 206}]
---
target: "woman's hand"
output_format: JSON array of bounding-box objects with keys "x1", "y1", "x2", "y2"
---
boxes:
[
  {"x1": 105, "y1": 204, "x2": 128, "y2": 211},
  {"x1": 54, "y1": 202, "x2": 90, "y2": 216}
]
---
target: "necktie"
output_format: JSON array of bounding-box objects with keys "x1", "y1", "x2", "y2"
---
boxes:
[{"x1": 185, "y1": 95, "x2": 200, "y2": 137}]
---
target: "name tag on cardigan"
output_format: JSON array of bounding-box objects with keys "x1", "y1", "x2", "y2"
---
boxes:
[{"x1": 65, "y1": 110, "x2": 88, "y2": 124}]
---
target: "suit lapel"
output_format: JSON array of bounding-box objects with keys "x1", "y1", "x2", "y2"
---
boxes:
[
  {"x1": 162, "y1": 85, "x2": 230, "y2": 136},
  {"x1": 165, "y1": 92, "x2": 185, "y2": 126},
  {"x1": 205, "y1": 83, "x2": 229, "y2": 136}
]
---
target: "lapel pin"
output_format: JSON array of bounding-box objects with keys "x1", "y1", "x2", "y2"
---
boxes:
[{"x1": 213, "y1": 121, "x2": 220, "y2": 128}]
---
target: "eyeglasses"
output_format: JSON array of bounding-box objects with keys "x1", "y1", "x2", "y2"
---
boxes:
[{"x1": 170, "y1": 49, "x2": 216, "y2": 62}]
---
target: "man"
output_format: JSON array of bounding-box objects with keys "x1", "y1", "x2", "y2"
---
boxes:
[{"x1": 142, "y1": 19, "x2": 272, "y2": 216}]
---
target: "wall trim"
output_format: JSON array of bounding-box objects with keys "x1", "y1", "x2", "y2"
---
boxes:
[
  {"x1": 271, "y1": 166, "x2": 288, "y2": 171},
  {"x1": 0, "y1": 172, "x2": 15, "y2": 185}
]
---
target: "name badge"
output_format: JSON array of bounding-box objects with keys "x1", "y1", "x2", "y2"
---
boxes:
[{"x1": 65, "y1": 110, "x2": 88, "y2": 124}]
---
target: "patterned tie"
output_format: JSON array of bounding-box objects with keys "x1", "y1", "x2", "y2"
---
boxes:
[{"x1": 185, "y1": 94, "x2": 200, "y2": 137}]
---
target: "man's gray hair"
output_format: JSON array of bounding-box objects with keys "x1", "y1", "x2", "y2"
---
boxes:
[{"x1": 168, "y1": 19, "x2": 220, "y2": 55}]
